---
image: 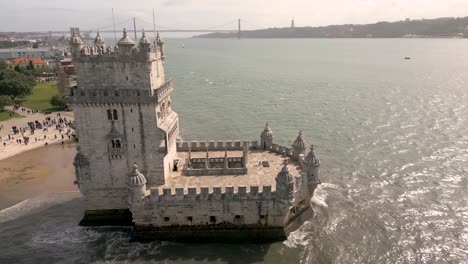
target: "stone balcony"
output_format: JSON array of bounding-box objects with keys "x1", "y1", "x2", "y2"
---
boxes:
[{"x1": 67, "y1": 80, "x2": 174, "y2": 105}]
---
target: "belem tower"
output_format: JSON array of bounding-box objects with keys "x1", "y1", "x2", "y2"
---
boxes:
[{"x1": 68, "y1": 29, "x2": 321, "y2": 241}]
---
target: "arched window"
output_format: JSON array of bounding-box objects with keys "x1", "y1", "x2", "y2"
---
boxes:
[
  {"x1": 107, "y1": 109, "x2": 112, "y2": 120},
  {"x1": 113, "y1": 109, "x2": 118, "y2": 120},
  {"x1": 115, "y1": 140, "x2": 121, "y2": 149},
  {"x1": 111, "y1": 140, "x2": 115, "y2": 148}
]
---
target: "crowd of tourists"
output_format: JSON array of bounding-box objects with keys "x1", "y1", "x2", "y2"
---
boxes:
[
  {"x1": 13, "y1": 104, "x2": 40, "y2": 115},
  {"x1": 0, "y1": 112, "x2": 74, "y2": 148}
]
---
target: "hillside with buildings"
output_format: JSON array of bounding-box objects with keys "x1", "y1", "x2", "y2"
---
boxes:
[{"x1": 196, "y1": 16, "x2": 468, "y2": 38}]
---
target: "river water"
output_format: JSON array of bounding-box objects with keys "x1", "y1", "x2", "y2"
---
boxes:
[{"x1": 1, "y1": 38, "x2": 468, "y2": 263}]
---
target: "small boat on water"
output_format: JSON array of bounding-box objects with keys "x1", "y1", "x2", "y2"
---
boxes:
[{"x1": 405, "y1": 57, "x2": 411, "y2": 60}]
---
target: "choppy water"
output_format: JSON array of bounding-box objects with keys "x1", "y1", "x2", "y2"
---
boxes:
[{"x1": 1, "y1": 38, "x2": 468, "y2": 263}]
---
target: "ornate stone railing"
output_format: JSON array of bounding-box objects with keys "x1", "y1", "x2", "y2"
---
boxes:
[
  {"x1": 67, "y1": 88, "x2": 157, "y2": 105},
  {"x1": 155, "y1": 79, "x2": 173, "y2": 102},
  {"x1": 176, "y1": 140, "x2": 258, "y2": 151}
]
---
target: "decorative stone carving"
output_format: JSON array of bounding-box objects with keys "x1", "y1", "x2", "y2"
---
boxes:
[{"x1": 74, "y1": 147, "x2": 91, "y2": 183}]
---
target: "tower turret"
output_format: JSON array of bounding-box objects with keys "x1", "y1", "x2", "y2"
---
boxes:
[
  {"x1": 139, "y1": 29, "x2": 151, "y2": 52},
  {"x1": 94, "y1": 31, "x2": 105, "y2": 49},
  {"x1": 156, "y1": 32, "x2": 165, "y2": 60},
  {"x1": 70, "y1": 32, "x2": 83, "y2": 58},
  {"x1": 128, "y1": 164, "x2": 147, "y2": 206},
  {"x1": 304, "y1": 145, "x2": 320, "y2": 196},
  {"x1": 117, "y1": 28, "x2": 135, "y2": 56},
  {"x1": 292, "y1": 130, "x2": 307, "y2": 160},
  {"x1": 275, "y1": 160, "x2": 295, "y2": 203},
  {"x1": 260, "y1": 122, "x2": 274, "y2": 150}
]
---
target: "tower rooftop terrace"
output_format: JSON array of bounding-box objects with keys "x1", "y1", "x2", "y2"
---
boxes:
[{"x1": 155, "y1": 150, "x2": 303, "y2": 193}]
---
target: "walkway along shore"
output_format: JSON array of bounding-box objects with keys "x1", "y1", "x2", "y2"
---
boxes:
[{"x1": 0, "y1": 106, "x2": 75, "y2": 161}]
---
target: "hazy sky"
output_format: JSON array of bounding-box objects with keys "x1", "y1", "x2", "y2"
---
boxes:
[{"x1": 1, "y1": 0, "x2": 468, "y2": 32}]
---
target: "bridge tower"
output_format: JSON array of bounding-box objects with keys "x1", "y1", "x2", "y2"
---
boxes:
[{"x1": 238, "y1": 18, "x2": 241, "y2": 39}]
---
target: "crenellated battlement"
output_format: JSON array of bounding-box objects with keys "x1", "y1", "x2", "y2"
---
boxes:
[
  {"x1": 147, "y1": 185, "x2": 274, "y2": 202},
  {"x1": 269, "y1": 143, "x2": 293, "y2": 158},
  {"x1": 75, "y1": 51, "x2": 160, "y2": 63},
  {"x1": 177, "y1": 140, "x2": 259, "y2": 151}
]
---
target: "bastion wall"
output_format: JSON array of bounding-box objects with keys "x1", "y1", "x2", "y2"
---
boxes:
[{"x1": 131, "y1": 185, "x2": 290, "y2": 228}]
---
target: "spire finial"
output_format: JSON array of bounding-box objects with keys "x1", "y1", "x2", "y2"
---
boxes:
[
  {"x1": 281, "y1": 159, "x2": 289, "y2": 172},
  {"x1": 133, "y1": 163, "x2": 138, "y2": 170},
  {"x1": 123, "y1": 28, "x2": 127, "y2": 37},
  {"x1": 142, "y1": 28, "x2": 145, "y2": 37},
  {"x1": 299, "y1": 130, "x2": 302, "y2": 136}
]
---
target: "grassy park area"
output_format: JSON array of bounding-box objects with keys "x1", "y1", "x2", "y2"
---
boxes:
[
  {"x1": 0, "y1": 110, "x2": 22, "y2": 121},
  {"x1": 20, "y1": 82, "x2": 60, "y2": 112}
]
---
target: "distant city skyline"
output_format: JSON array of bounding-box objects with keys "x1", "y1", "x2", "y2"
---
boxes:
[{"x1": 1, "y1": 0, "x2": 468, "y2": 32}]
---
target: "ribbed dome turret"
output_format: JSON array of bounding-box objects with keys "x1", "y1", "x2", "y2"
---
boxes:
[
  {"x1": 261, "y1": 122, "x2": 273, "y2": 138},
  {"x1": 94, "y1": 31, "x2": 105, "y2": 46},
  {"x1": 276, "y1": 160, "x2": 294, "y2": 186},
  {"x1": 70, "y1": 32, "x2": 83, "y2": 45},
  {"x1": 117, "y1": 28, "x2": 135, "y2": 46},
  {"x1": 139, "y1": 30, "x2": 151, "y2": 45},
  {"x1": 305, "y1": 145, "x2": 320, "y2": 166},
  {"x1": 129, "y1": 164, "x2": 147, "y2": 187},
  {"x1": 292, "y1": 130, "x2": 307, "y2": 149}
]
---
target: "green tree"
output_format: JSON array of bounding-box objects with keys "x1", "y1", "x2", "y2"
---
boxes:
[
  {"x1": 28, "y1": 60, "x2": 34, "y2": 72},
  {"x1": 50, "y1": 95, "x2": 67, "y2": 109},
  {"x1": 0, "y1": 60, "x2": 6, "y2": 71},
  {"x1": 0, "y1": 95, "x2": 12, "y2": 110},
  {"x1": 0, "y1": 70, "x2": 34, "y2": 101}
]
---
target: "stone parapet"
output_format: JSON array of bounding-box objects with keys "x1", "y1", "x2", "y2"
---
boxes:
[
  {"x1": 67, "y1": 80, "x2": 173, "y2": 105},
  {"x1": 155, "y1": 79, "x2": 173, "y2": 102},
  {"x1": 177, "y1": 140, "x2": 259, "y2": 151},
  {"x1": 268, "y1": 143, "x2": 293, "y2": 158},
  {"x1": 131, "y1": 184, "x2": 287, "y2": 228},
  {"x1": 74, "y1": 46, "x2": 161, "y2": 63},
  {"x1": 148, "y1": 185, "x2": 273, "y2": 202},
  {"x1": 184, "y1": 167, "x2": 247, "y2": 176}
]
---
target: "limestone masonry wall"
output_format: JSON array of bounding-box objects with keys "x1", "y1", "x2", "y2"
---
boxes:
[{"x1": 131, "y1": 185, "x2": 289, "y2": 227}]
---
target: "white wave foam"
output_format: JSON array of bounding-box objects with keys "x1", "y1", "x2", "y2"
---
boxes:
[
  {"x1": 284, "y1": 221, "x2": 312, "y2": 248},
  {"x1": 30, "y1": 226, "x2": 102, "y2": 245},
  {"x1": 311, "y1": 185, "x2": 329, "y2": 208},
  {"x1": 0, "y1": 192, "x2": 81, "y2": 224}
]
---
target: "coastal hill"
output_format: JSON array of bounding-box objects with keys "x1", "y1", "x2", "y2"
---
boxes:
[{"x1": 195, "y1": 17, "x2": 468, "y2": 38}]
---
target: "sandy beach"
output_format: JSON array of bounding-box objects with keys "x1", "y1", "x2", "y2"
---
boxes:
[
  {"x1": 0, "y1": 143, "x2": 79, "y2": 210},
  {"x1": 0, "y1": 107, "x2": 78, "y2": 210}
]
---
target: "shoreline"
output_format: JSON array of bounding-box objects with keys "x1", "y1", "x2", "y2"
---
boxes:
[
  {"x1": 0, "y1": 143, "x2": 78, "y2": 210},
  {"x1": 0, "y1": 137, "x2": 75, "y2": 161}
]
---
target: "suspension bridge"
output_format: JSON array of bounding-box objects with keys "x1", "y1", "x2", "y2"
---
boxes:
[{"x1": 25, "y1": 17, "x2": 270, "y2": 38}]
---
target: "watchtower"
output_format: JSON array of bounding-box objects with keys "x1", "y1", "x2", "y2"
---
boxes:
[{"x1": 68, "y1": 29, "x2": 179, "y2": 221}]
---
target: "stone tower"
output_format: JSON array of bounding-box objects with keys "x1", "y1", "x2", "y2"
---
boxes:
[
  {"x1": 275, "y1": 160, "x2": 295, "y2": 203},
  {"x1": 128, "y1": 164, "x2": 147, "y2": 206},
  {"x1": 304, "y1": 145, "x2": 320, "y2": 197},
  {"x1": 260, "y1": 122, "x2": 274, "y2": 150},
  {"x1": 68, "y1": 29, "x2": 179, "y2": 224},
  {"x1": 292, "y1": 130, "x2": 307, "y2": 160}
]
